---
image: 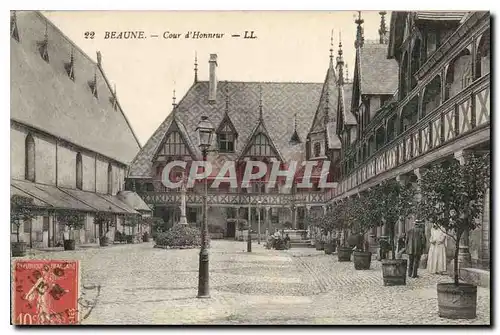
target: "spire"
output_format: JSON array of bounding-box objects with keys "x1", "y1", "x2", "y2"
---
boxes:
[
  {"x1": 336, "y1": 30, "x2": 345, "y2": 86},
  {"x1": 225, "y1": 82, "x2": 230, "y2": 113},
  {"x1": 194, "y1": 51, "x2": 198, "y2": 83},
  {"x1": 378, "y1": 11, "x2": 389, "y2": 44},
  {"x1": 324, "y1": 85, "x2": 330, "y2": 124},
  {"x1": 329, "y1": 29, "x2": 334, "y2": 67},
  {"x1": 354, "y1": 11, "x2": 364, "y2": 49},
  {"x1": 345, "y1": 63, "x2": 349, "y2": 84},
  {"x1": 289, "y1": 112, "x2": 302, "y2": 144},
  {"x1": 172, "y1": 88, "x2": 176, "y2": 108},
  {"x1": 258, "y1": 84, "x2": 263, "y2": 120}
]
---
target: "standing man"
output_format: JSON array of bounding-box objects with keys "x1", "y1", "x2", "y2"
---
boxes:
[{"x1": 406, "y1": 220, "x2": 427, "y2": 278}]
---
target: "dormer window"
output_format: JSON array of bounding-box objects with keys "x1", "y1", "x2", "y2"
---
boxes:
[
  {"x1": 217, "y1": 121, "x2": 236, "y2": 153},
  {"x1": 313, "y1": 142, "x2": 321, "y2": 157},
  {"x1": 10, "y1": 12, "x2": 19, "y2": 42}
]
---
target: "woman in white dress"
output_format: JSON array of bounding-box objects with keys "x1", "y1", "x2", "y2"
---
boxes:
[{"x1": 427, "y1": 226, "x2": 447, "y2": 274}]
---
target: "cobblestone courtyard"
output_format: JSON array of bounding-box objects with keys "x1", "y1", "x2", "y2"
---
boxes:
[{"x1": 21, "y1": 240, "x2": 490, "y2": 325}]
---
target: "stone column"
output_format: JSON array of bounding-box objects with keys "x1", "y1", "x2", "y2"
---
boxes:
[
  {"x1": 454, "y1": 150, "x2": 472, "y2": 268},
  {"x1": 305, "y1": 205, "x2": 311, "y2": 229},
  {"x1": 292, "y1": 206, "x2": 297, "y2": 229}
]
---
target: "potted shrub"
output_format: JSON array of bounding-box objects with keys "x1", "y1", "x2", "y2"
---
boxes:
[
  {"x1": 321, "y1": 208, "x2": 337, "y2": 255},
  {"x1": 375, "y1": 180, "x2": 416, "y2": 286},
  {"x1": 11, "y1": 195, "x2": 37, "y2": 257},
  {"x1": 146, "y1": 217, "x2": 167, "y2": 241},
  {"x1": 419, "y1": 154, "x2": 489, "y2": 319},
  {"x1": 123, "y1": 215, "x2": 140, "y2": 243},
  {"x1": 350, "y1": 190, "x2": 382, "y2": 270},
  {"x1": 335, "y1": 200, "x2": 354, "y2": 262},
  {"x1": 94, "y1": 211, "x2": 115, "y2": 247},
  {"x1": 154, "y1": 224, "x2": 202, "y2": 249},
  {"x1": 56, "y1": 209, "x2": 85, "y2": 251}
]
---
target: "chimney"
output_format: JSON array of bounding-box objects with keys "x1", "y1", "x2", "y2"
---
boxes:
[{"x1": 208, "y1": 54, "x2": 218, "y2": 103}]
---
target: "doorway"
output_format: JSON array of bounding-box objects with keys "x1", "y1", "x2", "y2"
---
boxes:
[{"x1": 226, "y1": 221, "x2": 236, "y2": 238}]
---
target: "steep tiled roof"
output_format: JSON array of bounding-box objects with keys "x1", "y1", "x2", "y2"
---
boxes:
[
  {"x1": 359, "y1": 43, "x2": 399, "y2": 95},
  {"x1": 10, "y1": 11, "x2": 141, "y2": 165},
  {"x1": 309, "y1": 61, "x2": 338, "y2": 134},
  {"x1": 129, "y1": 81, "x2": 324, "y2": 178},
  {"x1": 338, "y1": 83, "x2": 356, "y2": 126}
]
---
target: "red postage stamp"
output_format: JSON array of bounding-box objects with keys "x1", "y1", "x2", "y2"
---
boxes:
[{"x1": 12, "y1": 260, "x2": 80, "y2": 325}]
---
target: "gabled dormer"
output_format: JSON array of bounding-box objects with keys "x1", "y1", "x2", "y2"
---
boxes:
[
  {"x1": 216, "y1": 85, "x2": 238, "y2": 153},
  {"x1": 239, "y1": 86, "x2": 283, "y2": 162},
  {"x1": 153, "y1": 112, "x2": 195, "y2": 163}
]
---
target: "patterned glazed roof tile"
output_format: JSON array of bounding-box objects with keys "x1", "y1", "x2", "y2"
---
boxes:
[
  {"x1": 129, "y1": 81, "x2": 326, "y2": 178},
  {"x1": 359, "y1": 43, "x2": 399, "y2": 95},
  {"x1": 11, "y1": 11, "x2": 141, "y2": 165}
]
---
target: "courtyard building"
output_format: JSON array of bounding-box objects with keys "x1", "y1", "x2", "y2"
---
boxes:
[
  {"x1": 10, "y1": 11, "x2": 151, "y2": 247},
  {"x1": 128, "y1": 11, "x2": 490, "y2": 276}
]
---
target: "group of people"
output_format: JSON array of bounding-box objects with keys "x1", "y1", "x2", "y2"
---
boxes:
[
  {"x1": 267, "y1": 230, "x2": 291, "y2": 250},
  {"x1": 396, "y1": 220, "x2": 448, "y2": 278}
]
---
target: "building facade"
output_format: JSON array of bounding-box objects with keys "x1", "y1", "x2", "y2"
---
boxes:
[
  {"x1": 128, "y1": 11, "x2": 490, "y2": 269},
  {"x1": 10, "y1": 11, "x2": 150, "y2": 247}
]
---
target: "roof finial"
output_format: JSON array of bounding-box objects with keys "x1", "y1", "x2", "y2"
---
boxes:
[
  {"x1": 225, "y1": 81, "x2": 229, "y2": 113},
  {"x1": 337, "y1": 30, "x2": 345, "y2": 86},
  {"x1": 258, "y1": 84, "x2": 263, "y2": 120},
  {"x1": 44, "y1": 21, "x2": 48, "y2": 40},
  {"x1": 354, "y1": 11, "x2": 364, "y2": 49},
  {"x1": 194, "y1": 51, "x2": 198, "y2": 83},
  {"x1": 378, "y1": 11, "x2": 388, "y2": 44},
  {"x1": 172, "y1": 81, "x2": 177, "y2": 108},
  {"x1": 324, "y1": 86, "x2": 330, "y2": 124},
  {"x1": 289, "y1": 112, "x2": 301, "y2": 144},
  {"x1": 96, "y1": 51, "x2": 102, "y2": 67},
  {"x1": 113, "y1": 84, "x2": 118, "y2": 110},
  {"x1": 329, "y1": 29, "x2": 334, "y2": 67}
]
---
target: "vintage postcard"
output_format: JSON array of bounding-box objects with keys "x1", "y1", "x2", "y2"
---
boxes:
[{"x1": 10, "y1": 10, "x2": 490, "y2": 325}]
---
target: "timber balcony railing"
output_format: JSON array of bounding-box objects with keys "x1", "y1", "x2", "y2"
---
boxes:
[
  {"x1": 138, "y1": 190, "x2": 327, "y2": 207},
  {"x1": 329, "y1": 74, "x2": 490, "y2": 202}
]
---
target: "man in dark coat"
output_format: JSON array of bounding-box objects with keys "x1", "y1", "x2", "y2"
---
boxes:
[{"x1": 406, "y1": 220, "x2": 427, "y2": 278}]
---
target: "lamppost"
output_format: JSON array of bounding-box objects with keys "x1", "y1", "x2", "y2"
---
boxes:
[
  {"x1": 196, "y1": 115, "x2": 215, "y2": 299},
  {"x1": 257, "y1": 200, "x2": 262, "y2": 244}
]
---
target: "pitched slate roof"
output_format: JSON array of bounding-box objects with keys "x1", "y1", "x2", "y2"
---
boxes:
[
  {"x1": 359, "y1": 43, "x2": 399, "y2": 95},
  {"x1": 309, "y1": 60, "x2": 339, "y2": 134},
  {"x1": 10, "y1": 11, "x2": 141, "y2": 165},
  {"x1": 129, "y1": 81, "x2": 325, "y2": 178}
]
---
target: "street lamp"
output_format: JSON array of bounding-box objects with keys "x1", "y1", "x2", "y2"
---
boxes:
[
  {"x1": 257, "y1": 200, "x2": 262, "y2": 244},
  {"x1": 196, "y1": 115, "x2": 215, "y2": 299}
]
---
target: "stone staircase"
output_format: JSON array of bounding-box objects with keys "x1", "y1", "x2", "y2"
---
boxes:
[{"x1": 285, "y1": 229, "x2": 313, "y2": 249}]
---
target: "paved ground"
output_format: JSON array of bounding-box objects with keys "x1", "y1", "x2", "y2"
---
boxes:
[{"x1": 16, "y1": 240, "x2": 490, "y2": 325}]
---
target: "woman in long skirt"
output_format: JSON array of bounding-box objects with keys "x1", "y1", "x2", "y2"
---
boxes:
[{"x1": 427, "y1": 226, "x2": 447, "y2": 274}]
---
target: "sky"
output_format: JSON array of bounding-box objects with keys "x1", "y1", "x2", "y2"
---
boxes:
[{"x1": 43, "y1": 10, "x2": 391, "y2": 146}]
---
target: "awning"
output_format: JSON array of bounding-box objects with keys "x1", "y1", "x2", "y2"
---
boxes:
[
  {"x1": 11, "y1": 179, "x2": 94, "y2": 211},
  {"x1": 97, "y1": 193, "x2": 138, "y2": 214},
  {"x1": 10, "y1": 185, "x2": 50, "y2": 207},
  {"x1": 60, "y1": 188, "x2": 137, "y2": 214},
  {"x1": 116, "y1": 191, "x2": 152, "y2": 212}
]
